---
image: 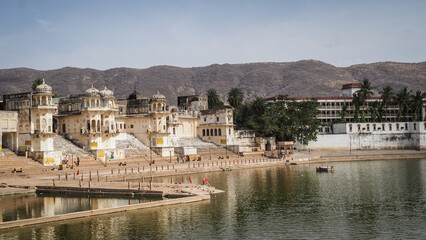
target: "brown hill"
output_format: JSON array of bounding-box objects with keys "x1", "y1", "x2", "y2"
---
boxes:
[{"x1": 1, "y1": 60, "x2": 425, "y2": 105}]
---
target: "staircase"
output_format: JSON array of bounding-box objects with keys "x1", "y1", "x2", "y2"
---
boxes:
[
  {"x1": 116, "y1": 133, "x2": 157, "y2": 158},
  {"x1": 53, "y1": 135, "x2": 94, "y2": 158},
  {"x1": 176, "y1": 137, "x2": 220, "y2": 150}
]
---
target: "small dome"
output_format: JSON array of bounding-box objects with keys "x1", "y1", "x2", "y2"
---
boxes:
[
  {"x1": 85, "y1": 85, "x2": 100, "y2": 97},
  {"x1": 35, "y1": 79, "x2": 52, "y2": 94},
  {"x1": 128, "y1": 87, "x2": 148, "y2": 100},
  {"x1": 100, "y1": 86, "x2": 114, "y2": 98},
  {"x1": 152, "y1": 91, "x2": 166, "y2": 101}
]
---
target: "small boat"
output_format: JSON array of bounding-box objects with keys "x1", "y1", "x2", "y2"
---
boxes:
[{"x1": 316, "y1": 166, "x2": 334, "y2": 173}]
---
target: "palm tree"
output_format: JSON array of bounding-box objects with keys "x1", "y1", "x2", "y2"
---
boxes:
[
  {"x1": 352, "y1": 92, "x2": 361, "y2": 122},
  {"x1": 369, "y1": 101, "x2": 381, "y2": 123},
  {"x1": 340, "y1": 104, "x2": 348, "y2": 123},
  {"x1": 356, "y1": 78, "x2": 374, "y2": 119},
  {"x1": 379, "y1": 85, "x2": 394, "y2": 121},
  {"x1": 411, "y1": 90, "x2": 424, "y2": 121},
  {"x1": 207, "y1": 88, "x2": 222, "y2": 109},
  {"x1": 395, "y1": 87, "x2": 412, "y2": 121},
  {"x1": 227, "y1": 88, "x2": 244, "y2": 110},
  {"x1": 32, "y1": 78, "x2": 44, "y2": 91}
]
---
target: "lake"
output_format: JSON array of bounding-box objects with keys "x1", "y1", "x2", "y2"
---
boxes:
[{"x1": 1, "y1": 158, "x2": 425, "y2": 239}]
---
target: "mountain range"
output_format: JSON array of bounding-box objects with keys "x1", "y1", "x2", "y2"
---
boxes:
[{"x1": 1, "y1": 60, "x2": 425, "y2": 105}]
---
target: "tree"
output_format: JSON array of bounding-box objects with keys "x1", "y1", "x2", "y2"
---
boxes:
[
  {"x1": 352, "y1": 92, "x2": 361, "y2": 123},
  {"x1": 207, "y1": 89, "x2": 223, "y2": 109},
  {"x1": 32, "y1": 78, "x2": 44, "y2": 91},
  {"x1": 262, "y1": 98, "x2": 320, "y2": 145},
  {"x1": 395, "y1": 87, "x2": 412, "y2": 121},
  {"x1": 379, "y1": 85, "x2": 394, "y2": 121},
  {"x1": 340, "y1": 104, "x2": 348, "y2": 123},
  {"x1": 227, "y1": 88, "x2": 244, "y2": 110},
  {"x1": 355, "y1": 78, "x2": 374, "y2": 122},
  {"x1": 411, "y1": 90, "x2": 424, "y2": 121},
  {"x1": 369, "y1": 101, "x2": 381, "y2": 123},
  {"x1": 227, "y1": 88, "x2": 244, "y2": 124}
]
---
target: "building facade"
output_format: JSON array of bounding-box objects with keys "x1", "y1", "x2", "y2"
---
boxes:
[{"x1": 56, "y1": 86, "x2": 122, "y2": 159}]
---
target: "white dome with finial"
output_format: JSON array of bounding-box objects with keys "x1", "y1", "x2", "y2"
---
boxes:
[
  {"x1": 152, "y1": 91, "x2": 166, "y2": 101},
  {"x1": 100, "y1": 86, "x2": 114, "y2": 98},
  {"x1": 35, "y1": 78, "x2": 52, "y2": 94},
  {"x1": 85, "y1": 85, "x2": 100, "y2": 97}
]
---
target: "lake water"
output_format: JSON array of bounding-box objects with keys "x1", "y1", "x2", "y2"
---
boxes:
[{"x1": 1, "y1": 159, "x2": 425, "y2": 239}]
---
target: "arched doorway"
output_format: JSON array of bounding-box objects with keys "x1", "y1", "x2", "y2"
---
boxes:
[{"x1": 265, "y1": 141, "x2": 272, "y2": 151}]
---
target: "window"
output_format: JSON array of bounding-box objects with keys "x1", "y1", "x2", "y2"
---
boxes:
[
  {"x1": 389, "y1": 124, "x2": 392, "y2": 131},
  {"x1": 210, "y1": 129, "x2": 213, "y2": 136},
  {"x1": 206, "y1": 129, "x2": 209, "y2": 136},
  {"x1": 366, "y1": 124, "x2": 370, "y2": 131},
  {"x1": 214, "y1": 129, "x2": 217, "y2": 136},
  {"x1": 349, "y1": 124, "x2": 352, "y2": 132},
  {"x1": 130, "y1": 125, "x2": 134, "y2": 128},
  {"x1": 382, "y1": 124, "x2": 385, "y2": 131},
  {"x1": 216, "y1": 117, "x2": 219, "y2": 122},
  {"x1": 414, "y1": 123, "x2": 417, "y2": 130},
  {"x1": 373, "y1": 124, "x2": 376, "y2": 131},
  {"x1": 219, "y1": 129, "x2": 222, "y2": 136}
]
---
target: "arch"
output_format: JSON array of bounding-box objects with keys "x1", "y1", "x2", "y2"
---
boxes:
[
  {"x1": 265, "y1": 141, "x2": 272, "y2": 151},
  {"x1": 36, "y1": 119, "x2": 41, "y2": 130},
  {"x1": 206, "y1": 129, "x2": 209, "y2": 136},
  {"x1": 42, "y1": 118, "x2": 47, "y2": 131},
  {"x1": 219, "y1": 129, "x2": 222, "y2": 136},
  {"x1": 105, "y1": 120, "x2": 110, "y2": 132},
  {"x1": 405, "y1": 123, "x2": 408, "y2": 130},
  {"x1": 210, "y1": 129, "x2": 213, "y2": 136},
  {"x1": 214, "y1": 129, "x2": 217, "y2": 136},
  {"x1": 91, "y1": 120, "x2": 96, "y2": 132},
  {"x1": 97, "y1": 120, "x2": 101, "y2": 132},
  {"x1": 349, "y1": 124, "x2": 352, "y2": 132},
  {"x1": 389, "y1": 124, "x2": 392, "y2": 131}
]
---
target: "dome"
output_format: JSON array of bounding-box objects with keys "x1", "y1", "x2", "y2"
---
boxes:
[
  {"x1": 34, "y1": 79, "x2": 52, "y2": 94},
  {"x1": 152, "y1": 91, "x2": 166, "y2": 101},
  {"x1": 128, "y1": 86, "x2": 148, "y2": 100},
  {"x1": 100, "y1": 86, "x2": 114, "y2": 98},
  {"x1": 85, "y1": 85, "x2": 100, "y2": 97}
]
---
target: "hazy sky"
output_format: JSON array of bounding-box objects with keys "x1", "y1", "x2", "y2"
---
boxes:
[{"x1": 1, "y1": 0, "x2": 425, "y2": 70}]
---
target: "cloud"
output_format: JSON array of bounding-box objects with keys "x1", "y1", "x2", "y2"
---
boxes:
[{"x1": 36, "y1": 18, "x2": 56, "y2": 32}]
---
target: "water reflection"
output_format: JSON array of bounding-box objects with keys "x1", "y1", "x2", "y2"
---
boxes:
[
  {"x1": 1, "y1": 159, "x2": 426, "y2": 239},
  {"x1": 0, "y1": 193, "x2": 160, "y2": 222}
]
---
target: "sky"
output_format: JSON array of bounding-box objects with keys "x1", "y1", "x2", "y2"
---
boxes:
[{"x1": 1, "y1": 0, "x2": 425, "y2": 70}]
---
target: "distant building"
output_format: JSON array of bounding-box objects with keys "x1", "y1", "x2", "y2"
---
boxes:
[
  {"x1": 266, "y1": 83, "x2": 424, "y2": 133},
  {"x1": 198, "y1": 108, "x2": 234, "y2": 146},
  {"x1": 266, "y1": 83, "x2": 426, "y2": 150},
  {"x1": 177, "y1": 94, "x2": 208, "y2": 112}
]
